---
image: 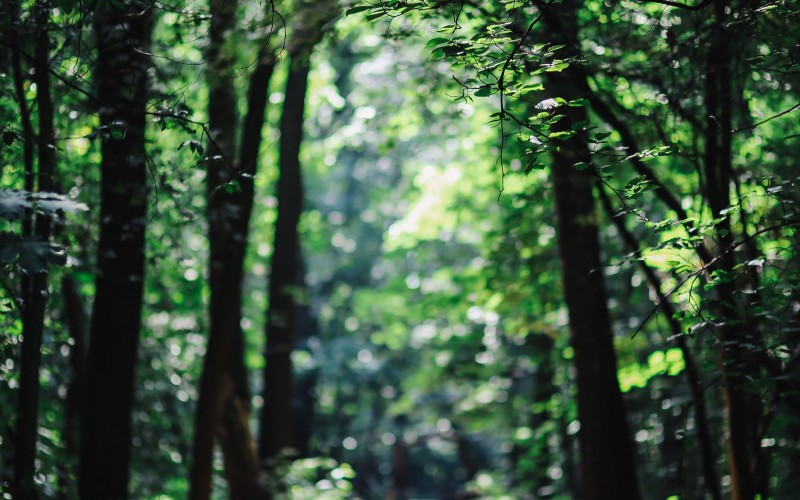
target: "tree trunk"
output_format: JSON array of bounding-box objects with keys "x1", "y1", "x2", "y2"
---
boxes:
[
  {"x1": 291, "y1": 247, "x2": 317, "y2": 457},
  {"x1": 258, "y1": 0, "x2": 339, "y2": 466},
  {"x1": 542, "y1": 2, "x2": 641, "y2": 498},
  {"x1": 189, "y1": 0, "x2": 242, "y2": 497},
  {"x1": 79, "y1": 3, "x2": 151, "y2": 498},
  {"x1": 58, "y1": 275, "x2": 87, "y2": 499},
  {"x1": 215, "y1": 44, "x2": 279, "y2": 500},
  {"x1": 13, "y1": 2, "x2": 56, "y2": 497},
  {"x1": 189, "y1": 0, "x2": 278, "y2": 495},
  {"x1": 703, "y1": 3, "x2": 763, "y2": 498},
  {"x1": 528, "y1": 335, "x2": 556, "y2": 496},
  {"x1": 259, "y1": 60, "x2": 310, "y2": 463}
]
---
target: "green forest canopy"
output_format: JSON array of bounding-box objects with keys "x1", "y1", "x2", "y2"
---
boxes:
[{"x1": 0, "y1": 0, "x2": 798, "y2": 498}]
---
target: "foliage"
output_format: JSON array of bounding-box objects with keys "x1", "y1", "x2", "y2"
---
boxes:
[{"x1": 1, "y1": 0, "x2": 799, "y2": 498}]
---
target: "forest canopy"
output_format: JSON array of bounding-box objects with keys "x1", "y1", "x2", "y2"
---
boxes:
[{"x1": 0, "y1": 0, "x2": 799, "y2": 499}]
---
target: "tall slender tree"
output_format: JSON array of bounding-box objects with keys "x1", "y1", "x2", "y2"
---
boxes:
[
  {"x1": 540, "y1": 1, "x2": 641, "y2": 498},
  {"x1": 703, "y1": 2, "x2": 763, "y2": 497},
  {"x1": 259, "y1": 0, "x2": 339, "y2": 464},
  {"x1": 12, "y1": 1, "x2": 56, "y2": 497},
  {"x1": 189, "y1": 0, "x2": 242, "y2": 497},
  {"x1": 190, "y1": 0, "x2": 281, "y2": 496},
  {"x1": 79, "y1": 2, "x2": 152, "y2": 497}
]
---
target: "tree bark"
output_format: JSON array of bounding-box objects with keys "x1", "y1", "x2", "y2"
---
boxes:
[
  {"x1": 291, "y1": 247, "x2": 317, "y2": 457},
  {"x1": 79, "y1": 3, "x2": 151, "y2": 498},
  {"x1": 542, "y1": 2, "x2": 641, "y2": 498},
  {"x1": 703, "y1": 3, "x2": 763, "y2": 498},
  {"x1": 58, "y1": 275, "x2": 87, "y2": 499},
  {"x1": 189, "y1": 0, "x2": 243, "y2": 497},
  {"x1": 13, "y1": 2, "x2": 56, "y2": 497},
  {"x1": 259, "y1": 60, "x2": 309, "y2": 463},
  {"x1": 258, "y1": 0, "x2": 339, "y2": 468},
  {"x1": 528, "y1": 335, "x2": 556, "y2": 496},
  {"x1": 191, "y1": 2, "x2": 280, "y2": 497}
]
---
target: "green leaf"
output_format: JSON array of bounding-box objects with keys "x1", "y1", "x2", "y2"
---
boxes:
[
  {"x1": 624, "y1": 176, "x2": 657, "y2": 198},
  {"x1": 1, "y1": 190, "x2": 88, "y2": 221},
  {"x1": 0, "y1": 232, "x2": 66, "y2": 273},
  {"x1": 0, "y1": 232, "x2": 21, "y2": 262},
  {"x1": 345, "y1": 5, "x2": 372, "y2": 16},
  {"x1": 179, "y1": 139, "x2": 204, "y2": 155},
  {"x1": 225, "y1": 180, "x2": 242, "y2": 193},
  {"x1": 17, "y1": 239, "x2": 67, "y2": 273},
  {"x1": 544, "y1": 61, "x2": 569, "y2": 73},
  {"x1": 425, "y1": 37, "x2": 449, "y2": 48},
  {"x1": 595, "y1": 132, "x2": 612, "y2": 141},
  {"x1": 0, "y1": 190, "x2": 31, "y2": 221},
  {"x1": 474, "y1": 85, "x2": 496, "y2": 97},
  {"x1": 442, "y1": 45, "x2": 466, "y2": 57}
]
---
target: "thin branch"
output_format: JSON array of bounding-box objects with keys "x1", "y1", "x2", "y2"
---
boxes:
[
  {"x1": 638, "y1": 0, "x2": 712, "y2": 10},
  {"x1": 732, "y1": 102, "x2": 800, "y2": 133}
]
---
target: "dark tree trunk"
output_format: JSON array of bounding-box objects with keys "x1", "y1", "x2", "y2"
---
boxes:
[
  {"x1": 13, "y1": 2, "x2": 56, "y2": 497},
  {"x1": 7, "y1": 0, "x2": 35, "y2": 491},
  {"x1": 259, "y1": 61, "x2": 310, "y2": 463},
  {"x1": 215, "y1": 48, "x2": 279, "y2": 500},
  {"x1": 189, "y1": 0, "x2": 242, "y2": 497},
  {"x1": 542, "y1": 2, "x2": 641, "y2": 499},
  {"x1": 191, "y1": 1, "x2": 278, "y2": 496},
  {"x1": 550, "y1": 131, "x2": 641, "y2": 500},
  {"x1": 79, "y1": 3, "x2": 152, "y2": 498},
  {"x1": 389, "y1": 434, "x2": 410, "y2": 500},
  {"x1": 528, "y1": 335, "x2": 556, "y2": 496},
  {"x1": 5, "y1": 1, "x2": 33, "y2": 194},
  {"x1": 291, "y1": 247, "x2": 317, "y2": 458},
  {"x1": 703, "y1": 3, "x2": 763, "y2": 498},
  {"x1": 58, "y1": 275, "x2": 87, "y2": 499}
]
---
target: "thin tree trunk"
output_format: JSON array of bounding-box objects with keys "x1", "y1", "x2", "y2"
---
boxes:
[
  {"x1": 58, "y1": 275, "x2": 86, "y2": 499},
  {"x1": 215, "y1": 51, "x2": 279, "y2": 500},
  {"x1": 542, "y1": 2, "x2": 641, "y2": 498},
  {"x1": 79, "y1": 3, "x2": 152, "y2": 498},
  {"x1": 6, "y1": 0, "x2": 35, "y2": 491},
  {"x1": 528, "y1": 335, "x2": 556, "y2": 496},
  {"x1": 6, "y1": 0, "x2": 34, "y2": 196},
  {"x1": 703, "y1": 3, "x2": 763, "y2": 498},
  {"x1": 259, "y1": 60, "x2": 309, "y2": 463},
  {"x1": 388, "y1": 421, "x2": 410, "y2": 500},
  {"x1": 13, "y1": 2, "x2": 56, "y2": 497},
  {"x1": 291, "y1": 247, "x2": 317, "y2": 458},
  {"x1": 258, "y1": 1, "x2": 338, "y2": 466},
  {"x1": 189, "y1": 0, "x2": 242, "y2": 497},
  {"x1": 191, "y1": 1, "x2": 280, "y2": 496}
]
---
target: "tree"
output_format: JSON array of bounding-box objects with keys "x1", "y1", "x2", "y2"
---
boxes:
[
  {"x1": 189, "y1": 0, "x2": 278, "y2": 497},
  {"x1": 539, "y1": 2, "x2": 641, "y2": 497},
  {"x1": 259, "y1": 0, "x2": 339, "y2": 465},
  {"x1": 79, "y1": 2, "x2": 152, "y2": 497},
  {"x1": 11, "y1": 1, "x2": 57, "y2": 497}
]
